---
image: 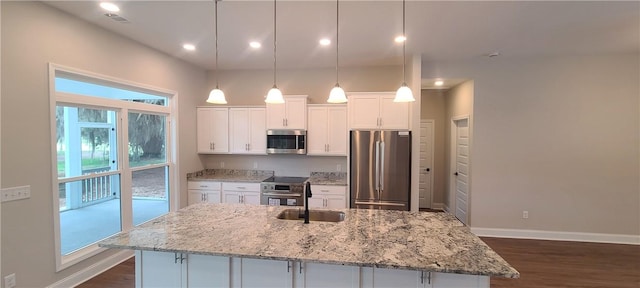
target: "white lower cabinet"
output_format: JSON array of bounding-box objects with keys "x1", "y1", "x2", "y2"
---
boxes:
[
  {"x1": 137, "y1": 251, "x2": 230, "y2": 288},
  {"x1": 222, "y1": 182, "x2": 261, "y2": 205},
  {"x1": 295, "y1": 262, "x2": 359, "y2": 288},
  {"x1": 232, "y1": 258, "x2": 292, "y2": 288},
  {"x1": 308, "y1": 185, "x2": 347, "y2": 209},
  {"x1": 187, "y1": 181, "x2": 222, "y2": 205},
  {"x1": 137, "y1": 252, "x2": 489, "y2": 288}
]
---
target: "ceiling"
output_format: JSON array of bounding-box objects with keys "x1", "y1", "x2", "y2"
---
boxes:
[{"x1": 45, "y1": 1, "x2": 639, "y2": 78}]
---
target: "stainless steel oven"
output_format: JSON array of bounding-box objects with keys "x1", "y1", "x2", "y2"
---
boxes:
[
  {"x1": 266, "y1": 130, "x2": 306, "y2": 155},
  {"x1": 260, "y1": 176, "x2": 308, "y2": 206}
]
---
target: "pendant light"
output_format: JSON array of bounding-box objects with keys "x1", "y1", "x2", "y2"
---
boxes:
[
  {"x1": 327, "y1": 0, "x2": 347, "y2": 103},
  {"x1": 206, "y1": 0, "x2": 227, "y2": 104},
  {"x1": 394, "y1": 0, "x2": 415, "y2": 102},
  {"x1": 265, "y1": 0, "x2": 285, "y2": 104}
]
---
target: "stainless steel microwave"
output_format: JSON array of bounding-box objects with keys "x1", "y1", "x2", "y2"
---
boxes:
[{"x1": 266, "y1": 130, "x2": 306, "y2": 155}]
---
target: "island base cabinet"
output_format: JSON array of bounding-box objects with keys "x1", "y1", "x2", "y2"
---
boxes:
[
  {"x1": 361, "y1": 268, "x2": 489, "y2": 288},
  {"x1": 295, "y1": 262, "x2": 360, "y2": 288},
  {"x1": 137, "y1": 252, "x2": 488, "y2": 288},
  {"x1": 232, "y1": 258, "x2": 292, "y2": 288},
  {"x1": 136, "y1": 251, "x2": 230, "y2": 288}
]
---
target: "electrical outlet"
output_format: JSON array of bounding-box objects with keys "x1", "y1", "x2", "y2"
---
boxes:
[
  {"x1": 336, "y1": 164, "x2": 342, "y2": 172},
  {"x1": 253, "y1": 162, "x2": 258, "y2": 169},
  {"x1": 4, "y1": 273, "x2": 16, "y2": 288},
  {"x1": 1, "y1": 186, "x2": 31, "y2": 202},
  {"x1": 522, "y1": 211, "x2": 529, "y2": 219},
  {"x1": 220, "y1": 162, "x2": 225, "y2": 168}
]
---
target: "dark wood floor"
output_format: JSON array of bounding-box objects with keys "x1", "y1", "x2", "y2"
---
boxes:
[{"x1": 78, "y1": 238, "x2": 640, "y2": 288}]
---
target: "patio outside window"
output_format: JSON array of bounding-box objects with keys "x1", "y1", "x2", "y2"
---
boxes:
[{"x1": 50, "y1": 65, "x2": 175, "y2": 270}]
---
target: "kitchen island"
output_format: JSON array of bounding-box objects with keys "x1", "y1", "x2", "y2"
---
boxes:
[{"x1": 99, "y1": 203, "x2": 518, "y2": 288}]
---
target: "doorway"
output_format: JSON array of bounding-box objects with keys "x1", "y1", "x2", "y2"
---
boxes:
[
  {"x1": 419, "y1": 119, "x2": 434, "y2": 208},
  {"x1": 451, "y1": 117, "x2": 470, "y2": 225}
]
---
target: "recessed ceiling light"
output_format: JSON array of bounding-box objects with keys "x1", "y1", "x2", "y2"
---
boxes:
[
  {"x1": 319, "y1": 38, "x2": 331, "y2": 46},
  {"x1": 249, "y1": 41, "x2": 261, "y2": 49},
  {"x1": 434, "y1": 80, "x2": 444, "y2": 86},
  {"x1": 394, "y1": 35, "x2": 406, "y2": 43},
  {"x1": 100, "y1": 2, "x2": 120, "y2": 12},
  {"x1": 183, "y1": 44, "x2": 196, "y2": 51}
]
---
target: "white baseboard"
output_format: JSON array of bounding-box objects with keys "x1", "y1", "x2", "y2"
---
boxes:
[
  {"x1": 431, "y1": 202, "x2": 445, "y2": 210},
  {"x1": 47, "y1": 250, "x2": 134, "y2": 288},
  {"x1": 443, "y1": 204, "x2": 450, "y2": 214},
  {"x1": 471, "y1": 227, "x2": 640, "y2": 245}
]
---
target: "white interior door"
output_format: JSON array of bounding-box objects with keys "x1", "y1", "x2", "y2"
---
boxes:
[
  {"x1": 419, "y1": 120, "x2": 434, "y2": 209},
  {"x1": 453, "y1": 118, "x2": 470, "y2": 225}
]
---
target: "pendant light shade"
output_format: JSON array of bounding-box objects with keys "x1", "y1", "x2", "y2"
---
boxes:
[
  {"x1": 328, "y1": 84, "x2": 347, "y2": 103},
  {"x1": 265, "y1": 85, "x2": 285, "y2": 103},
  {"x1": 207, "y1": 0, "x2": 227, "y2": 104},
  {"x1": 327, "y1": 0, "x2": 348, "y2": 103},
  {"x1": 394, "y1": 83, "x2": 414, "y2": 102},
  {"x1": 265, "y1": 0, "x2": 285, "y2": 104},
  {"x1": 394, "y1": 0, "x2": 415, "y2": 103},
  {"x1": 207, "y1": 87, "x2": 227, "y2": 104}
]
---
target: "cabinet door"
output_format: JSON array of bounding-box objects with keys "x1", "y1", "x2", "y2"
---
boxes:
[
  {"x1": 307, "y1": 107, "x2": 329, "y2": 155},
  {"x1": 197, "y1": 108, "x2": 229, "y2": 154},
  {"x1": 248, "y1": 108, "x2": 266, "y2": 154},
  {"x1": 297, "y1": 262, "x2": 360, "y2": 288},
  {"x1": 284, "y1": 98, "x2": 307, "y2": 129},
  {"x1": 187, "y1": 254, "x2": 230, "y2": 288},
  {"x1": 242, "y1": 191, "x2": 261, "y2": 205},
  {"x1": 325, "y1": 195, "x2": 347, "y2": 209},
  {"x1": 205, "y1": 191, "x2": 221, "y2": 204},
  {"x1": 266, "y1": 102, "x2": 287, "y2": 129},
  {"x1": 348, "y1": 95, "x2": 380, "y2": 129},
  {"x1": 379, "y1": 95, "x2": 409, "y2": 129},
  {"x1": 229, "y1": 109, "x2": 251, "y2": 154},
  {"x1": 368, "y1": 267, "x2": 426, "y2": 288},
  {"x1": 326, "y1": 106, "x2": 347, "y2": 155},
  {"x1": 222, "y1": 191, "x2": 242, "y2": 204},
  {"x1": 139, "y1": 251, "x2": 185, "y2": 288},
  {"x1": 307, "y1": 197, "x2": 325, "y2": 209},
  {"x1": 188, "y1": 190, "x2": 204, "y2": 206},
  {"x1": 236, "y1": 258, "x2": 292, "y2": 288}
]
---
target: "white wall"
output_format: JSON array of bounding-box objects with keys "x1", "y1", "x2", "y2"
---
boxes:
[
  {"x1": 422, "y1": 53, "x2": 640, "y2": 236},
  {"x1": 1, "y1": 2, "x2": 205, "y2": 287}
]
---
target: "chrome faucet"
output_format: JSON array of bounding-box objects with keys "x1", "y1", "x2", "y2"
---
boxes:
[{"x1": 303, "y1": 181, "x2": 312, "y2": 224}]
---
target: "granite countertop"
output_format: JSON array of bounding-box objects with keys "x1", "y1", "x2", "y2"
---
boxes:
[
  {"x1": 307, "y1": 172, "x2": 347, "y2": 186},
  {"x1": 187, "y1": 169, "x2": 274, "y2": 183},
  {"x1": 99, "y1": 203, "x2": 519, "y2": 278}
]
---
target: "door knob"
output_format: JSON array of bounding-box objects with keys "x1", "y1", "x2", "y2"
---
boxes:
[
  {"x1": 454, "y1": 172, "x2": 459, "y2": 176},
  {"x1": 425, "y1": 168, "x2": 430, "y2": 172}
]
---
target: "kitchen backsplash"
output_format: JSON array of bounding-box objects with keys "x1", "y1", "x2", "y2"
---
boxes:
[{"x1": 201, "y1": 154, "x2": 347, "y2": 177}]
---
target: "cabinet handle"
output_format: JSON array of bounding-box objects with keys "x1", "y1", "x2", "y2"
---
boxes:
[
  {"x1": 285, "y1": 118, "x2": 288, "y2": 126},
  {"x1": 287, "y1": 261, "x2": 292, "y2": 273},
  {"x1": 237, "y1": 187, "x2": 246, "y2": 189},
  {"x1": 240, "y1": 195, "x2": 244, "y2": 203},
  {"x1": 299, "y1": 262, "x2": 303, "y2": 274},
  {"x1": 174, "y1": 253, "x2": 180, "y2": 264}
]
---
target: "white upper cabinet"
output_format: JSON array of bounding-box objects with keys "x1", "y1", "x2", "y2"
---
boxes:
[
  {"x1": 307, "y1": 105, "x2": 347, "y2": 156},
  {"x1": 348, "y1": 93, "x2": 409, "y2": 130},
  {"x1": 266, "y1": 95, "x2": 308, "y2": 130},
  {"x1": 197, "y1": 107, "x2": 229, "y2": 154},
  {"x1": 229, "y1": 108, "x2": 266, "y2": 154}
]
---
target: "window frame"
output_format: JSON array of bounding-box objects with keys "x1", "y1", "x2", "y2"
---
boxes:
[{"x1": 49, "y1": 63, "x2": 179, "y2": 271}]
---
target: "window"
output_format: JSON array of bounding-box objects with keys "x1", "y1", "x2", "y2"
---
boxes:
[{"x1": 50, "y1": 64, "x2": 176, "y2": 270}]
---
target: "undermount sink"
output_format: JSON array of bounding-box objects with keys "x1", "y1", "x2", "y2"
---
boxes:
[{"x1": 276, "y1": 209, "x2": 345, "y2": 222}]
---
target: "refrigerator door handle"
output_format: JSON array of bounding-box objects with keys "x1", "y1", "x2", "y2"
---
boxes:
[
  {"x1": 375, "y1": 140, "x2": 380, "y2": 192},
  {"x1": 380, "y1": 141, "x2": 385, "y2": 196}
]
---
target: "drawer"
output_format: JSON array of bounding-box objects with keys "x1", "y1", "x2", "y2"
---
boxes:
[
  {"x1": 311, "y1": 185, "x2": 346, "y2": 195},
  {"x1": 188, "y1": 181, "x2": 222, "y2": 190},
  {"x1": 222, "y1": 182, "x2": 260, "y2": 192}
]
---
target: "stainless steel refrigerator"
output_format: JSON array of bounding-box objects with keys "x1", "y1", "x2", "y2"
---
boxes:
[{"x1": 350, "y1": 130, "x2": 411, "y2": 210}]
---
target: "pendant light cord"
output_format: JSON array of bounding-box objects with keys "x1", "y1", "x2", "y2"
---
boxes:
[
  {"x1": 215, "y1": 0, "x2": 220, "y2": 89},
  {"x1": 336, "y1": 0, "x2": 339, "y2": 84},
  {"x1": 402, "y1": 0, "x2": 406, "y2": 84},
  {"x1": 273, "y1": 0, "x2": 277, "y2": 87}
]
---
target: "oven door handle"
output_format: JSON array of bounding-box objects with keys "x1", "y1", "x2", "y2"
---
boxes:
[{"x1": 262, "y1": 193, "x2": 302, "y2": 197}]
